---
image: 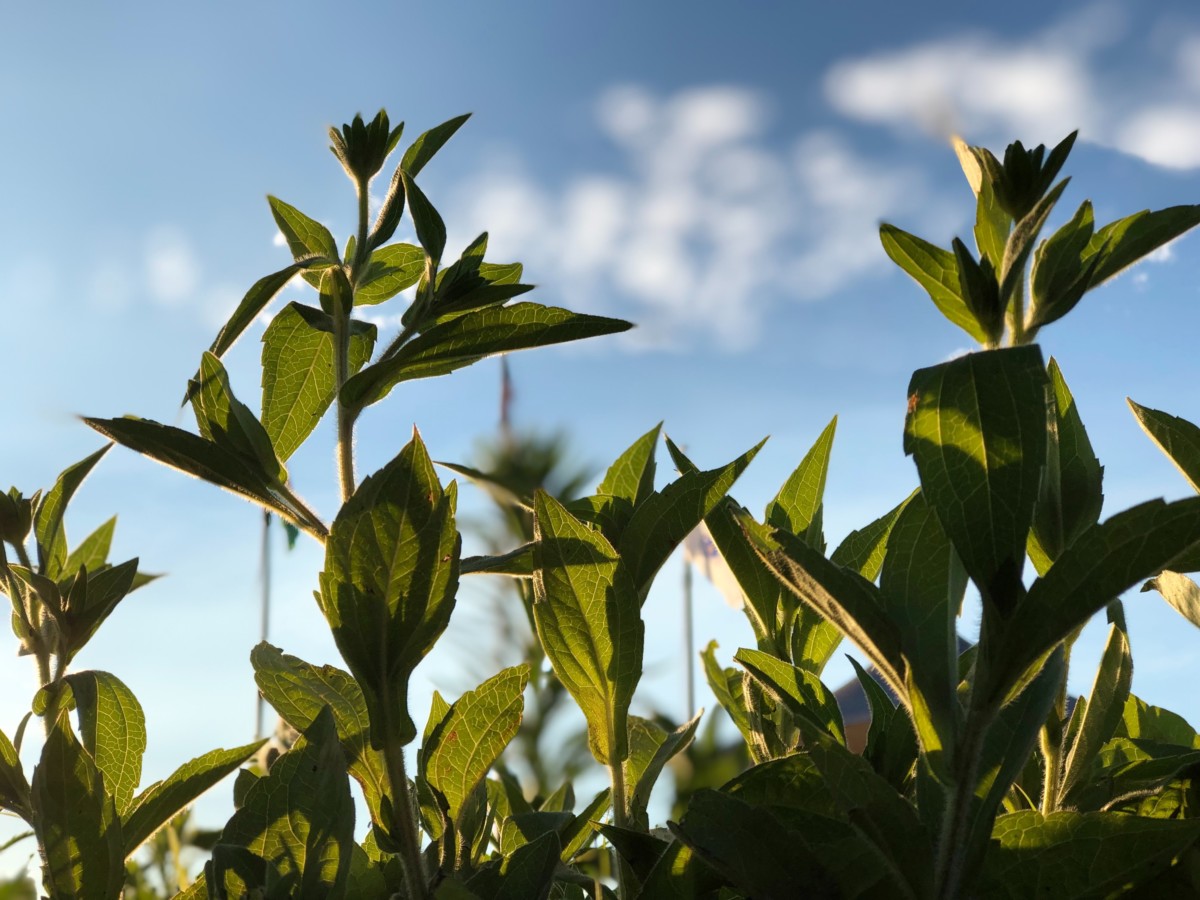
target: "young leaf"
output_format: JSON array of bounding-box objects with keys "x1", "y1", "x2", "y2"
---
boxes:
[
  {"x1": 62, "y1": 516, "x2": 116, "y2": 583},
  {"x1": 618, "y1": 438, "x2": 764, "y2": 600},
  {"x1": 1084, "y1": 205, "x2": 1200, "y2": 288},
  {"x1": 829, "y1": 491, "x2": 915, "y2": 582},
  {"x1": 401, "y1": 173, "x2": 446, "y2": 265},
  {"x1": 250, "y1": 643, "x2": 388, "y2": 828},
  {"x1": 30, "y1": 717, "x2": 125, "y2": 899},
  {"x1": 879, "y1": 224, "x2": 986, "y2": 343},
  {"x1": 83, "y1": 416, "x2": 327, "y2": 541},
  {"x1": 268, "y1": 196, "x2": 340, "y2": 265},
  {"x1": 765, "y1": 416, "x2": 836, "y2": 552},
  {"x1": 997, "y1": 178, "x2": 1070, "y2": 308},
  {"x1": 34, "y1": 445, "x2": 110, "y2": 580},
  {"x1": 63, "y1": 671, "x2": 146, "y2": 817},
  {"x1": 190, "y1": 351, "x2": 285, "y2": 482},
  {"x1": 425, "y1": 665, "x2": 529, "y2": 846},
  {"x1": 260, "y1": 302, "x2": 377, "y2": 462},
  {"x1": 217, "y1": 707, "x2": 355, "y2": 896},
  {"x1": 701, "y1": 642, "x2": 756, "y2": 751},
  {"x1": 355, "y1": 243, "x2": 424, "y2": 305},
  {"x1": 978, "y1": 811, "x2": 1200, "y2": 899},
  {"x1": 318, "y1": 429, "x2": 459, "y2": 747},
  {"x1": 121, "y1": 739, "x2": 265, "y2": 857},
  {"x1": 847, "y1": 657, "x2": 917, "y2": 790},
  {"x1": 905, "y1": 345, "x2": 1048, "y2": 613},
  {"x1": 1144, "y1": 569, "x2": 1200, "y2": 631},
  {"x1": 341, "y1": 303, "x2": 633, "y2": 410},
  {"x1": 1028, "y1": 200, "x2": 1095, "y2": 331},
  {"x1": 593, "y1": 423, "x2": 662, "y2": 537},
  {"x1": 55, "y1": 559, "x2": 139, "y2": 664},
  {"x1": 532, "y1": 490, "x2": 642, "y2": 765},
  {"x1": 1057, "y1": 623, "x2": 1133, "y2": 807},
  {"x1": 624, "y1": 713, "x2": 702, "y2": 829}
]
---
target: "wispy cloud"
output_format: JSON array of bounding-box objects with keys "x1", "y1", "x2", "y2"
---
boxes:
[
  {"x1": 825, "y1": 3, "x2": 1200, "y2": 170},
  {"x1": 453, "y1": 86, "x2": 952, "y2": 351},
  {"x1": 144, "y1": 226, "x2": 201, "y2": 307}
]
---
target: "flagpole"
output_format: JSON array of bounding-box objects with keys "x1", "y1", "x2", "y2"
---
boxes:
[
  {"x1": 256, "y1": 510, "x2": 271, "y2": 740},
  {"x1": 683, "y1": 551, "x2": 695, "y2": 720}
]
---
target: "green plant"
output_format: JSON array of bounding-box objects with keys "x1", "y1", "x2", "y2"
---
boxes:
[{"x1": 4, "y1": 109, "x2": 1200, "y2": 899}]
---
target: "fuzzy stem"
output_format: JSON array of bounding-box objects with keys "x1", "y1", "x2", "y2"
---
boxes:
[
  {"x1": 609, "y1": 757, "x2": 635, "y2": 898},
  {"x1": 933, "y1": 693, "x2": 995, "y2": 900},
  {"x1": 383, "y1": 727, "x2": 428, "y2": 900}
]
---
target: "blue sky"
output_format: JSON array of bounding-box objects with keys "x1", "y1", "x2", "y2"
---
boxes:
[{"x1": 5, "y1": 0, "x2": 1200, "y2": 864}]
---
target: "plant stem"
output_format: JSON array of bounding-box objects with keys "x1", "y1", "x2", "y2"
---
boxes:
[
  {"x1": 353, "y1": 176, "x2": 371, "y2": 277},
  {"x1": 933, "y1": 697, "x2": 994, "y2": 899},
  {"x1": 383, "y1": 727, "x2": 428, "y2": 900},
  {"x1": 13, "y1": 541, "x2": 33, "y2": 572},
  {"x1": 332, "y1": 306, "x2": 357, "y2": 502},
  {"x1": 609, "y1": 757, "x2": 634, "y2": 898}
]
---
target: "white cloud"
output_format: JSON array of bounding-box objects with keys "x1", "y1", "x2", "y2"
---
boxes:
[
  {"x1": 453, "y1": 86, "x2": 947, "y2": 351},
  {"x1": 824, "y1": 4, "x2": 1200, "y2": 171},
  {"x1": 144, "y1": 226, "x2": 200, "y2": 306},
  {"x1": 87, "y1": 260, "x2": 136, "y2": 313}
]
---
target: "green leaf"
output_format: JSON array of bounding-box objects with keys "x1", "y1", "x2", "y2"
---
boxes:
[
  {"x1": 0, "y1": 726, "x2": 30, "y2": 820},
  {"x1": 532, "y1": 490, "x2": 642, "y2": 765},
  {"x1": 992, "y1": 498, "x2": 1200, "y2": 707},
  {"x1": 880, "y1": 224, "x2": 986, "y2": 343},
  {"x1": 997, "y1": 178, "x2": 1069, "y2": 309},
  {"x1": 207, "y1": 262, "x2": 312, "y2": 359},
  {"x1": 735, "y1": 649, "x2": 845, "y2": 745},
  {"x1": 217, "y1": 707, "x2": 355, "y2": 897},
  {"x1": 84, "y1": 416, "x2": 326, "y2": 540},
  {"x1": 952, "y1": 238, "x2": 1003, "y2": 346},
  {"x1": 700, "y1": 642, "x2": 755, "y2": 750},
  {"x1": 250, "y1": 643, "x2": 388, "y2": 829},
  {"x1": 64, "y1": 671, "x2": 145, "y2": 816},
  {"x1": 461, "y1": 543, "x2": 534, "y2": 577},
  {"x1": 121, "y1": 739, "x2": 265, "y2": 857},
  {"x1": 765, "y1": 416, "x2": 835, "y2": 552},
  {"x1": 342, "y1": 303, "x2": 632, "y2": 411},
  {"x1": 1058, "y1": 624, "x2": 1133, "y2": 806},
  {"x1": 30, "y1": 717, "x2": 125, "y2": 899},
  {"x1": 878, "y1": 492, "x2": 964, "y2": 773},
  {"x1": 1129, "y1": 399, "x2": 1200, "y2": 494},
  {"x1": 260, "y1": 302, "x2": 377, "y2": 461},
  {"x1": 268, "y1": 196, "x2": 339, "y2": 265},
  {"x1": 1028, "y1": 359, "x2": 1104, "y2": 574},
  {"x1": 978, "y1": 811, "x2": 1200, "y2": 899},
  {"x1": 34, "y1": 446, "x2": 110, "y2": 580},
  {"x1": 750, "y1": 524, "x2": 906, "y2": 699},
  {"x1": 1145, "y1": 569, "x2": 1200, "y2": 631},
  {"x1": 189, "y1": 351, "x2": 285, "y2": 482},
  {"x1": 560, "y1": 788, "x2": 611, "y2": 862},
  {"x1": 477, "y1": 830, "x2": 560, "y2": 900},
  {"x1": 847, "y1": 657, "x2": 917, "y2": 791},
  {"x1": 619, "y1": 438, "x2": 764, "y2": 600},
  {"x1": 401, "y1": 113, "x2": 471, "y2": 177},
  {"x1": 318, "y1": 429, "x2": 459, "y2": 747},
  {"x1": 62, "y1": 517, "x2": 116, "y2": 583},
  {"x1": 1121, "y1": 693, "x2": 1200, "y2": 748},
  {"x1": 829, "y1": 491, "x2": 915, "y2": 582},
  {"x1": 55, "y1": 559, "x2": 139, "y2": 663},
  {"x1": 624, "y1": 713, "x2": 702, "y2": 829},
  {"x1": 633, "y1": 838, "x2": 724, "y2": 900},
  {"x1": 593, "y1": 423, "x2": 662, "y2": 537},
  {"x1": 355, "y1": 243, "x2": 424, "y2": 306},
  {"x1": 425, "y1": 665, "x2": 529, "y2": 841},
  {"x1": 401, "y1": 172, "x2": 446, "y2": 265},
  {"x1": 904, "y1": 345, "x2": 1048, "y2": 613},
  {"x1": 1084, "y1": 204, "x2": 1200, "y2": 288},
  {"x1": 1028, "y1": 200, "x2": 1095, "y2": 331}
]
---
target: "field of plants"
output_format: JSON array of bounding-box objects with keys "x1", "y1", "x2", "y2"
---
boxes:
[{"x1": 4, "y1": 111, "x2": 1200, "y2": 898}]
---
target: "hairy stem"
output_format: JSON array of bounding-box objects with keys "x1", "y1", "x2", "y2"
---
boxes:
[
  {"x1": 934, "y1": 696, "x2": 995, "y2": 900},
  {"x1": 382, "y1": 722, "x2": 428, "y2": 900},
  {"x1": 610, "y1": 755, "x2": 635, "y2": 898},
  {"x1": 332, "y1": 307, "x2": 356, "y2": 501}
]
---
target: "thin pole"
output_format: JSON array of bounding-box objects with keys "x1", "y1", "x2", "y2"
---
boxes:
[
  {"x1": 683, "y1": 552, "x2": 695, "y2": 720},
  {"x1": 256, "y1": 510, "x2": 271, "y2": 739}
]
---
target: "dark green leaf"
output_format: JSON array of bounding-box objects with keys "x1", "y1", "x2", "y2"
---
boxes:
[
  {"x1": 355, "y1": 243, "x2": 424, "y2": 306},
  {"x1": 34, "y1": 446, "x2": 110, "y2": 580},
  {"x1": 904, "y1": 346, "x2": 1048, "y2": 613},
  {"x1": 847, "y1": 656, "x2": 917, "y2": 791},
  {"x1": 401, "y1": 114, "x2": 471, "y2": 177},
  {"x1": 978, "y1": 810, "x2": 1200, "y2": 899},
  {"x1": 260, "y1": 302, "x2": 376, "y2": 461},
  {"x1": 700, "y1": 642, "x2": 755, "y2": 751},
  {"x1": 207, "y1": 262, "x2": 312, "y2": 359},
  {"x1": 30, "y1": 717, "x2": 124, "y2": 898},
  {"x1": 250, "y1": 643, "x2": 388, "y2": 828},
  {"x1": 461, "y1": 543, "x2": 534, "y2": 577},
  {"x1": 532, "y1": 490, "x2": 642, "y2": 765},
  {"x1": 997, "y1": 178, "x2": 1069, "y2": 309},
  {"x1": 735, "y1": 649, "x2": 845, "y2": 745},
  {"x1": 880, "y1": 224, "x2": 986, "y2": 343},
  {"x1": 401, "y1": 173, "x2": 445, "y2": 265},
  {"x1": 560, "y1": 788, "x2": 610, "y2": 861},
  {"x1": 83, "y1": 416, "x2": 326, "y2": 541},
  {"x1": 318, "y1": 429, "x2": 459, "y2": 747},
  {"x1": 1028, "y1": 200, "x2": 1095, "y2": 331},
  {"x1": 1084, "y1": 205, "x2": 1200, "y2": 288},
  {"x1": 64, "y1": 671, "x2": 145, "y2": 816},
  {"x1": 619, "y1": 438, "x2": 764, "y2": 600},
  {"x1": 121, "y1": 740, "x2": 265, "y2": 857},
  {"x1": 190, "y1": 351, "x2": 285, "y2": 482},
  {"x1": 0, "y1": 726, "x2": 30, "y2": 820},
  {"x1": 342, "y1": 303, "x2": 632, "y2": 411},
  {"x1": 624, "y1": 713, "x2": 702, "y2": 829},
  {"x1": 268, "y1": 196, "x2": 339, "y2": 265},
  {"x1": 217, "y1": 708, "x2": 355, "y2": 897}
]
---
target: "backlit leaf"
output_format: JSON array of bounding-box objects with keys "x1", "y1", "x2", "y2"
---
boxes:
[
  {"x1": 34, "y1": 445, "x2": 110, "y2": 581},
  {"x1": 880, "y1": 224, "x2": 986, "y2": 343},
  {"x1": 64, "y1": 671, "x2": 145, "y2": 816}
]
